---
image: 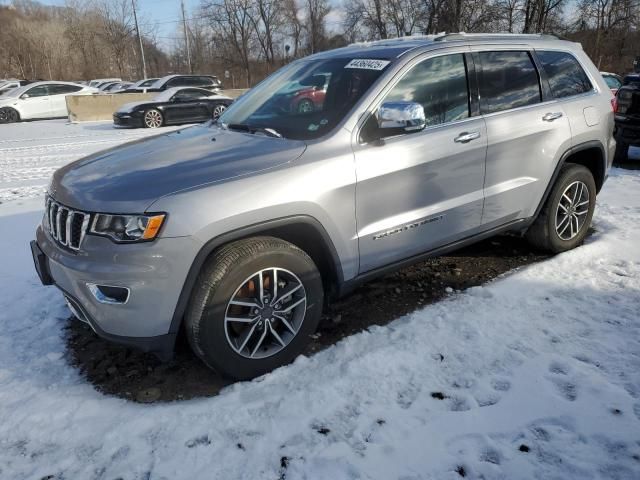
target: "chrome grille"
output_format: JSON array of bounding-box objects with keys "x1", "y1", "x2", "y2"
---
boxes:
[{"x1": 45, "y1": 197, "x2": 90, "y2": 251}]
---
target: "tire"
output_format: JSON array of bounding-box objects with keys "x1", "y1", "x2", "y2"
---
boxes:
[
  {"x1": 143, "y1": 108, "x2": 163, "y2": 128},
  {"x1": 614, "y1": 139, "x2": 628, "y2": 163},
  {"x1": 0, "y1": 107, "x2": 20, "y2": 124},
  {"x1": 185, "y1": 236, "x2": 324, "y2": 380},
  {"x1": 526, "y1": 164, "x2": 596, "y2": 253},
  {"x1": 212, "y1": 103, "x2": 227, "y2": 120},
  {"x1": 297, "y1": 99, "x2": 314, "y2": 114}
]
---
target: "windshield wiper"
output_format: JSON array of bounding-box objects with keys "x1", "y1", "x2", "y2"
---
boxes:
[{"x1": 226, "y1": 123, "x2": 282, "y2": 138}]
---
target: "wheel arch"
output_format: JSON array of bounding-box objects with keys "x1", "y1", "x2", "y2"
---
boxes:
[
  {"x1": 531, "y1": 140, "x2": 607, "y2": 224},
  {"x1": 168, "y1": 215, "x2": 343, "y2": 336}
]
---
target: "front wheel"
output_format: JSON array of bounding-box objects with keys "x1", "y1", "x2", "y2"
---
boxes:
[
  {"x1": 0, "y1": 107, "x2": 19, "y2": 124},
  {"x1": 143, "y1": 109, "x2": 163, "y2": 128},
  {"x1": 212, "y1": 103, "x2": 227, "y2": 120},
  {"x1": 185, "y1": 237, "x2": 324, "y2": 380},
  {"x1": 526, "y1": 164, "x2": 596, "y2": 253}
]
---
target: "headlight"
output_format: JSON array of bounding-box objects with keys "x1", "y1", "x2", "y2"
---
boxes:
[{"x1": 90, "y1": 213, "x2": 165, "y2": 243}]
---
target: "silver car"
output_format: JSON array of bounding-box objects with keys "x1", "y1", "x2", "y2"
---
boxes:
[{"x1": 31, "y1": 33, "x2": 615, "y2": 380}]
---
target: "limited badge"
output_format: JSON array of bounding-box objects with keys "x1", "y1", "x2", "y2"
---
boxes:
[{"x1": 345, "y1": 59, "x2": 391, "y2": 70}]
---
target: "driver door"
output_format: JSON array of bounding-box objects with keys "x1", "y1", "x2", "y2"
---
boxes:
[
  {"x1": 19, "y1": 85, "x2": 52, "y2": 119},
  {"x1": 165, "y1": 89, "x2": 209, "y2": 123},
  {"x1": 353, "y1": 51, "x2": 487, "y2": 273}
]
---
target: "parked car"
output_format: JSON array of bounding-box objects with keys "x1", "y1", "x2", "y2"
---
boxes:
[
  {"x1": 601, "y1": 72, "x2": 623, "y2": 95},
  {"x1": 0, "y1": 81, "x2": 98, "y2": 123},
  {"x1": 99, "y1": 81, "x2": 133, "y2": 93},
  {"x1": 613, "y1": 73, "x2": 640, "y2": 162},
  {"x1": 113, "y1": 87, "x2": 232, "y2": 128},
  {"x1": 0, "y1": 79, "x2": 31, "y2": 96},
  {"x1": 106, "y1": 82, "x2": 133, "y2": 92},
  {"x1": 268, "y1": 73, "x2": 329, "y2": 113},
  {"x1": 126, "y1": 74, "x2": 222, "y2": 93},
  {"x1": 88, "y1": 78, "x2": 121, "y2": 88},
  {"x1": 32, "y1": 33, "x2": 613, "y2": 380}
]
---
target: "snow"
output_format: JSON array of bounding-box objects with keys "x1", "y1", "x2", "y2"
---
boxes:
[
  {"x1": 0, "y1": 119, "x2": 183, "y2": 204},
  {"x1": 0, "y1": 120, "x2": 639, "y2": 479}
]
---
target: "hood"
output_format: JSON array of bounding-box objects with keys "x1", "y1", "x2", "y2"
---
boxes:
[{"x1": 50, "y1": 124, "x2": 307, "y2": 213}]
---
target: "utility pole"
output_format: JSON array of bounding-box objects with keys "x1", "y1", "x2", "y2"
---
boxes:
[
  {"x1": 132, "y1": 0, "x2": 148, "y2": 79},
  {"x1": 181, "y1": 0, "x2": 192, "y2": 73}
]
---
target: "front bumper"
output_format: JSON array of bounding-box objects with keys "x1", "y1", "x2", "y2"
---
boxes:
[
  {"x1": 33, "y1": 225, "x2": 202, "y2": 356},
  {"x1": 112, "y1": 113, "x2": 143, "y2": 128}
]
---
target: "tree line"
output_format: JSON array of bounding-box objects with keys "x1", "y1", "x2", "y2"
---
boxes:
[{"x1": 1, "y1": 0, "x2": 638, "y2": 86}]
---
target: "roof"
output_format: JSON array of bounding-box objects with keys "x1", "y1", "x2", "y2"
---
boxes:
[{"x1": 308, "y1": 32, "x2": 576, "y2": 61}]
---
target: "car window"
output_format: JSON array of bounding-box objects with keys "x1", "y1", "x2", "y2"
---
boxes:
[
  {"x1": 537, "y1": 50, "x2": 593, "y2": 98},
  {"x1": 49, "y1": 84, "x2": 83, "y2": 95},
  {"x1": 193, "y1": 77, "x2": 212, "y2": 86},
  {"x1": 172, "y1": 89, "x2": 206, "y2": 100},
  {"x1": 24, "y1": 85, "x2": 49, "y2": 97},
  {"x1": 383, "y1": 53, "x2": 470, "y2": 128},
  {"x1": 477, "y1": 51, "x2": 541, "y2": 114},
  {"x1": 603, "y1": 76, "x2": 621, "y2": 89}
]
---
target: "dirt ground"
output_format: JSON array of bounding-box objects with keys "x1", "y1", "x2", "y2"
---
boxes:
[{"x1": 64, "y1": 234, "x2": 552, "y2": 403}]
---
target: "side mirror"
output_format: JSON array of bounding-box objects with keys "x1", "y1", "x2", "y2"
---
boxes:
[
  {"x1": 377, "y1": 101, "x2": 426, "y2": 132},
  {"x1": 20, "y1": 94, "x2": 30, "y2": 99}
]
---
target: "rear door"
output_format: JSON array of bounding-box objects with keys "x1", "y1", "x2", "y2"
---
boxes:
[
  {"x1": 18, "y1": 85, "x2": 52, "y2": 119},
  {"x1": 354, "y1": 50, "x2": 487, "y2": 273},
  {"x1": 48, "y1": 84, "x2": 83, "y2": 117},
  {"x1": 472, "y1": 48, "x2": 572, "y2": 225}
]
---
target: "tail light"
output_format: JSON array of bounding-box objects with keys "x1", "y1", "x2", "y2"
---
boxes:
[{"x1": 611, "y1": 97, "x2": 617, "y2": 112}]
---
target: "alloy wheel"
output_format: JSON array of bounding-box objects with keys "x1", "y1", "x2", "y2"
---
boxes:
[
  {"x1": 555, "y1": 180, "x2": 590, "y2": 241},
  {"x1": 144, "y1": 110, "x2": 163, "y2": 128},
  {"x1": 224, "y1": 267, "x2": 307, "y2": 359},
  {"x1": 212, "y1": 104, "x2": 226, "y2": 120}
]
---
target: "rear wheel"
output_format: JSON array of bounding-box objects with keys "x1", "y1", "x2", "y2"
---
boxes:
[
  {"x1": 0, "y1": 107, "x2": 19, "y2": 124},
  {"x1": 526, "y1": 164, "x2": 596, "y2": 253},
  {"x1": 185, "y1": 237, "x2": 323, "y2": 380},
  {"x1": 143, "y1": 109, "x2": 163, "y2": 128}
]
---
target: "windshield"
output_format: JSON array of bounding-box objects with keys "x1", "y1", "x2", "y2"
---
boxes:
[{"x1": 218, "y1": 57, "x2": 391, "y2": 140}]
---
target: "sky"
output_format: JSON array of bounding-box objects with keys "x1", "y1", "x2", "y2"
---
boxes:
[{"x1": 4, "y1": 0, "x2": 345, "y2": 51}]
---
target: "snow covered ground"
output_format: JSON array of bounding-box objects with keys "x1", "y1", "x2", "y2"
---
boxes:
[{"x1": 0, "y1": 121, "x2": 639, "y2": 479}]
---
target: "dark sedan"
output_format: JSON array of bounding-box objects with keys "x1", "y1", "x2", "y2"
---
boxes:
[{"x1": 113, "y1": 87, "x2": 232, "y2": 128}]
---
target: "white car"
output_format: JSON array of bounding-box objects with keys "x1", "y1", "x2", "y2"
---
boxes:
[
  {"x1": 0, "y1": 80, "x2": 24, "y2": 96},
  {"x1": 0, "y1": 81, "x2": 98, "y2": 123}
]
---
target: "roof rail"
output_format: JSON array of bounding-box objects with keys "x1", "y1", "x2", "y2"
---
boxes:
[
  {"x1": 348, "y1": 34, "x2": 442, "y2": 47},
  {"x1": 434, "y1": 32, "x2": 559, "y2": 42}
]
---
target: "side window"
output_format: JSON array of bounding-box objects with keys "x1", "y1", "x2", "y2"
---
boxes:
[
  {"x1": 604, "y1": 76, "x2": 621, "y2": 90},
  {"x1": 172, "y1": 89, "x2": 203, "y2": 100},
  {"x1": 167, "y1": 77, "x2": 184, "y2": 88},
  {"x1": 537, "y1": 50, "x2": 593, "y2": 98},
  {"x1": 49, "y1": 84, "x2": 82, "y2": 95},
  {"x1": 384, "y1": 53, "x2": 470, "y2": 127},
  {"x1": 24, "y1": 85, "x2": 49, "y2": 97},
  {"x1": 477, "y1": 51, "x2": 541, "y2": 114}
]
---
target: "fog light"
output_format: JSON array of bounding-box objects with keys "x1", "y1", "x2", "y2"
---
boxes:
[{"x1": 87, "y1": 283, "x2": 130, "y2": 304}]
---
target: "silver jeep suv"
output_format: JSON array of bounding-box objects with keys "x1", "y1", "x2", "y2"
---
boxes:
[{"x1": 31, "y1": 33, "x2": 615, "y2": 380}]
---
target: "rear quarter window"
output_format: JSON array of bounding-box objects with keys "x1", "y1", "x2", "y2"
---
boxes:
[{"x1": 537, "y1": 50, "x2": 593, "y2": 98}]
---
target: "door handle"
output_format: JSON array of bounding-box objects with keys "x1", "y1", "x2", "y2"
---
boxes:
[
  {"x1": 454, "y1": 131, "x2": 480, "y2": 143},
  {"x1": 542, "y1": 112, "x2": 563, "y2": 122}
]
